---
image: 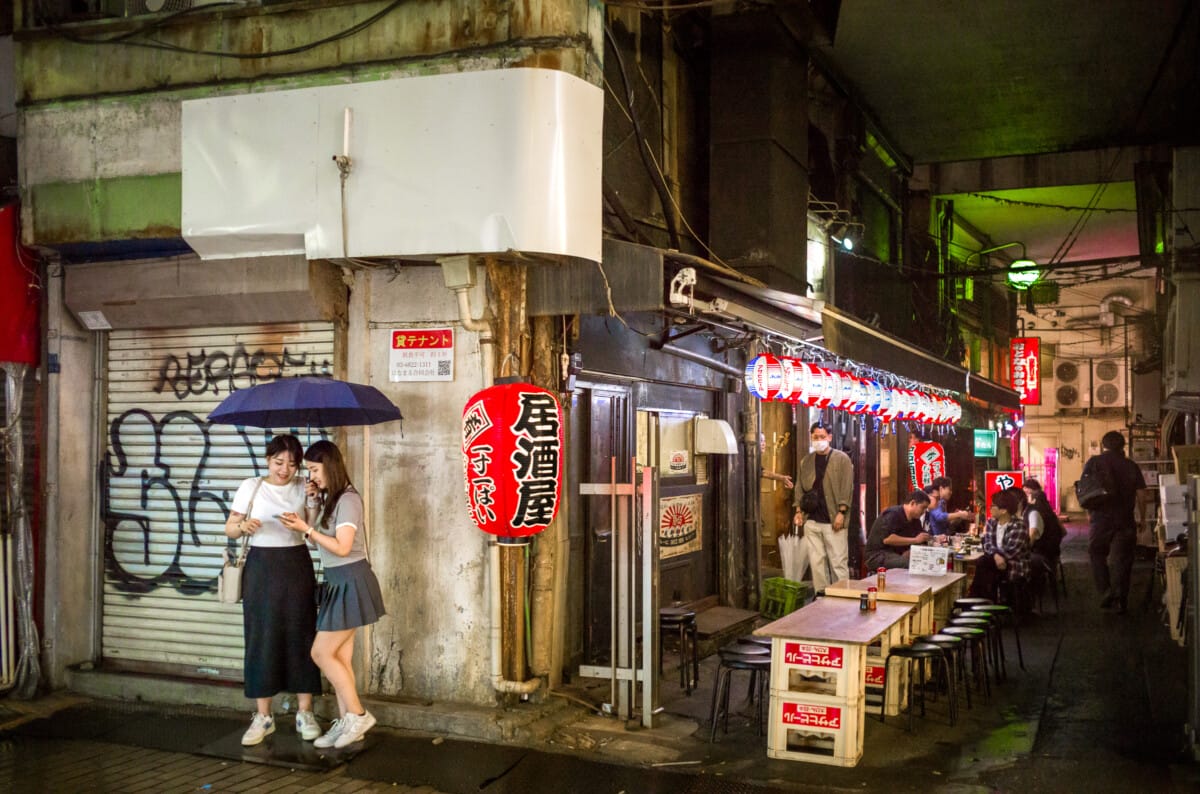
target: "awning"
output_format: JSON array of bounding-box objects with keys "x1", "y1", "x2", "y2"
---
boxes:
[{"x1": 821, "y1": 305, "x2": 1022, "y2": 410}]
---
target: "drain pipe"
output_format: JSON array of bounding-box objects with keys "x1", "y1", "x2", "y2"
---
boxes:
[{"x1": 440, "y1": 256, "x2": 540, "y2": 696}]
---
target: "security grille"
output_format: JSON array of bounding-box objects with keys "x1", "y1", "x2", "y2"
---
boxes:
[{"x1": 101, "y1": 322, "x2": 333, "y2": 680}]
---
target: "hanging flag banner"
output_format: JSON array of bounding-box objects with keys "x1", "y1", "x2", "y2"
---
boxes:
[
  {"x1": 983, "y1": 470, "x2": 1024, "y2": 516},
  {"x1": 908, "y1": 440, "x2": 946, "y2": 491},
  {"x1": 462, "y1": 382, "x2": 563, "y2": 539},
  {"x1": 1010, "y1": 337, "x2": 1041, "y2": 405}
]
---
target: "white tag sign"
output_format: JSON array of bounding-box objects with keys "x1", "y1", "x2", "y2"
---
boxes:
[{"x1": 908, "y1": 545, "x2": 949, "y2": 576}]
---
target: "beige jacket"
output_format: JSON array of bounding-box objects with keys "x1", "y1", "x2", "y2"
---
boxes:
[{"x1": 794, "y1": 448, "x2": 854, "y2": 521}]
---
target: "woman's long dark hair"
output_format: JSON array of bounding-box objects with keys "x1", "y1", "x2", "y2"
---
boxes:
[{"x1": 304, "y1": 440, "x2": 353, "y2": 530}]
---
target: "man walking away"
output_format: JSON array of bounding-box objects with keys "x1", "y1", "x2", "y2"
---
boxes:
[
  {"x1": 865, "y1": 491, "x2": 932, "y2": 570},
  {"x1": 1082, "y1": 430, "x2": 1146, "y2": 614},
  {"x1": 793, "y1": 422, "x2": 855, "y2": 591}
]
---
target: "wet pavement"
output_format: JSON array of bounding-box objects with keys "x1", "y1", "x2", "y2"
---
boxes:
[{"x1": 2, "y1": 523, "x2": 1198, "y2": 793}]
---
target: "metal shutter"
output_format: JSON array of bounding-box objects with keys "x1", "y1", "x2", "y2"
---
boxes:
[{"x1": 102, "y1": 322, "x2": 334, "y2": 680}]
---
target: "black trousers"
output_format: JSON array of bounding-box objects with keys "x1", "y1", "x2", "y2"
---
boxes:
[{"x1": 1088, "y1": 517, "x2": 1135, "y2": 604}]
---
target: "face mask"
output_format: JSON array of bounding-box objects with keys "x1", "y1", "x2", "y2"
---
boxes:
[{"x1": 811, "y1": 439, "x2": 830, "y2": 453}]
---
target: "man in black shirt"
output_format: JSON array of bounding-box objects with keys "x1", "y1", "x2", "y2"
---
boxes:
[
  {"x1": 865, "y1": 491, "x2": 932, "y2": 570},
  {"x1": 1081, "y1": 430, "x2": 1146, "y2": 613}
]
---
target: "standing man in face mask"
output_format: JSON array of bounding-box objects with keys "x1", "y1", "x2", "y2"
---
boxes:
[{"x1": 793, "y1": 421, "x2": 855, "y2": 591}]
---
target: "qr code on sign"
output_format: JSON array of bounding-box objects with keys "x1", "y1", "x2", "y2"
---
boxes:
[{"x1": 438, "y1": 360, "x2": 451, "y2": 377}]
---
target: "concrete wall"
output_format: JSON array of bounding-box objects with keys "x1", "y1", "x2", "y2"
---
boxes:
[
  {"x1": 17, "y1": 0, "x2": 603, "y2": 247},
  {"x1": 346, "y1": 264, "x2": 494, "y2": 705},
  {"x1": 42, "y1": 262, "x2": 102, "y2": 688}
]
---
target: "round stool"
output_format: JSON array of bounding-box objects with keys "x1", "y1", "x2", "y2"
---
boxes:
[
  {"x1": 953, "y1": 597, "x2": 994, "y2": 612},
  {"x1": 659, "y1": 607, "x2": 699, "y2": 694},
  {"x1": 970, "y1": 603, "x2": 1024, "y2": 671},
  {"x1": 709, "y1": 647, "x2": 771, "y2": 742},
  {"x1": 939, "y1": 625, "x2": 990, "y2": 700},
  {"x1": 947, "y1": 614, "x2": 1003, "y2": 683},
  {"x1": 882, "y1": 643, "x2": 952, "y2": 732},
  {"x1": 916, "y1": 633, "x2": 969, "y2": 715}
]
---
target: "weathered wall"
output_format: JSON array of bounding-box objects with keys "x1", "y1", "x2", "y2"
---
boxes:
[
  {"x1": 42, "y1": 262, "x2": 101, "y2": 688},
  {"x1": 17, "y1": 0, "x2": 603, "y2": 247},
  {"x1": 347, "y1": 263, "x2": 494, "y2": 705}
]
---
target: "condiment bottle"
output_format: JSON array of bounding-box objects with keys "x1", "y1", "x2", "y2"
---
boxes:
[
  {"x1": 876, "y1": 567, "x2": 887, "y2": 592},
  {"x1": 867, "y1": 586, "x2": 878, "y2": 611}
]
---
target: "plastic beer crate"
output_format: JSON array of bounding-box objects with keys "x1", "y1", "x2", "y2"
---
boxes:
[
  {"x1": 761, "y1": 577, "x2": 810, "y2": 619},
  {"x1": 767, "y1": 692, "x2": 865, "y2": 767},
  {"x1": 770, "y1": 638, "x2": 864, "y2": 700}
]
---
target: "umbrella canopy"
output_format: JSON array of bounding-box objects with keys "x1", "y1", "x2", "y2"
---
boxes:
[{"x1": 207, "y1": 376, "x2": 403, "y2": 428}]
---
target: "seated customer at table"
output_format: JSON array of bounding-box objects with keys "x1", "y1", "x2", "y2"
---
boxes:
[
  {"x1": 967, "y1": 488, "x2": 1031, "y2": 600},
  {"x1": 865, "y1": 491, "x2": 932, "y2": 570},
  {"x1": 926, "y1": 476, "x2": 973, "y2": 536}
]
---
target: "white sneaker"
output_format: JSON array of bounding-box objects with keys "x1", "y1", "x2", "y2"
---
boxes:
[
  {"x1": 313, "y1": 716, "x2": 345, "y2": 749},
  {"x1": 241, "y1": 713, "x2": 275, "y2": 746},
  {"x1": 295, "y1": 710, "x2": 321, "y2": 741},
  {"x1": 333, "y1": 710, "x2": 376, "y2": 748}
]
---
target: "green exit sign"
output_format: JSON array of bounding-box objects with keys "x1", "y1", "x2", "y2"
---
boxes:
[{"x1": 974, "y1": 429, "x2": 998, "y2": 457}]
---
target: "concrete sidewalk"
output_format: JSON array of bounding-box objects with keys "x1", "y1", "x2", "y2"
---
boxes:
[{"x1": 1, "y1": 523, "x2": 1198, "y2": 793}]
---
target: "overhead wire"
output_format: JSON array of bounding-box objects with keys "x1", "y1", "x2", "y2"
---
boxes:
[{"x1": 44, "y1": 1, "x2": 406, "y2": 60}]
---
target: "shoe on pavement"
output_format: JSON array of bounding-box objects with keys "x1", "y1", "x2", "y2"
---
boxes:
[
  {"x1": 296, "y1": 710, "x2": 321, "y2": 741},
  {"x1": 1099, "y1": 592, "x2": 1116, "y2": 609},
  {"x1": 241, "y1": 713, "x2": 275, "y2": 746},
  {"x1": 313, "y1": 717, "x2": 345, "y2": 749},
  {"x1": 333, "y1": 710, "x2": 376, "y2": 748}
]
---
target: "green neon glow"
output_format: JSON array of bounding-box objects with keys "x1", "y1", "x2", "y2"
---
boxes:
[{"x1": 1006, "y1": 260, "x2": 1041, "y2": 289}]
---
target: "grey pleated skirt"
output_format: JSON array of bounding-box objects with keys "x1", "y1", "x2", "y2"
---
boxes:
[{"x1": 317, "y1": 559, "x2": 386, "y2": 631}]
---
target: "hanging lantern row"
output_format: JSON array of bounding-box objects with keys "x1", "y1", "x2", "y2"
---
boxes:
[{"x1": 744, "y1": 354, "x2": 962, "y2": 425}]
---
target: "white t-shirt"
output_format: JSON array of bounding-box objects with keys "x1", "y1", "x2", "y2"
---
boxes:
[
  {"x1": 1027, "y1": 509, "x2": 1044, "y2": 541},
  {"x1": 231, "y1": 476, "x2": 306, "y2": 548}
]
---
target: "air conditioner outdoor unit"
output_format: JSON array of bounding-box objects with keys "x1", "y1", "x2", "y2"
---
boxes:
[
  {"x1": 1091, "y1": 358, "x2": 1127, "y2": 408},
  {"x1": 1165, "y1": 274, "x2": 1200, "y2": 407},
  {"x1": 1053, "y1": 358, "x2": 1090, "y2": 410}
]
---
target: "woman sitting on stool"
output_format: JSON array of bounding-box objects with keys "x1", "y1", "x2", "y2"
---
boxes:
[{"x1": 968, "y1": 488, "x2": 1031, "y2": 601}]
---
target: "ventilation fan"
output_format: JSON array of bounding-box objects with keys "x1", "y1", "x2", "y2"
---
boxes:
[
  {"x1": 105, "y1": 0, "x2": 250, "y2": 16},
  {"x1": 1053, "y1": 359, "x2": 1090, "y2": 409},
  {"x1": 1091, "y1": 358, "x2": 1127, "y2": 408}
]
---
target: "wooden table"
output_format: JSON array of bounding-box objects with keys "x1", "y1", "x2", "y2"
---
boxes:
[
  {"x1": 825, "y1": 574, "x2": 933, "y2": 634},
  {"x1": 952, "y1": 550, "x2": 984, "y2": 575},
  {"x1": 876, "y1": 569, "x2": 967, "y2": 631},
  {"x1": 755, "y1": 598, "x2": 914, "y2": 766}
]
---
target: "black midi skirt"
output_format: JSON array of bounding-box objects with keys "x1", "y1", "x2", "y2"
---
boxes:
[{"x1": 243, "y1": 545, "x2": 323, "y2": 699}]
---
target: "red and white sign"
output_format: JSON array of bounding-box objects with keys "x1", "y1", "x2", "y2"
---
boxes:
[
  {"x1": 1010, "y1": 337, "x2": 1041, "y2": 405},
  {"x1": 390, "y1": 327, "x2": 454, "y2": 382},
  {"x1": 783, "y1": 641, "x2": 844, "y2": 669},
  {"x1": 908, "y1": 440, "x2": 946, "y2": 491},
  {"x1": 865, "y1": 664, "x2": 886, "y2": 687},
  {"x1": 984, "y1": 470, "x2": 1024, "y2": 516},
  {"x1": 462, "y1": 383, "x2": 563, "y2": 538},
  {"x1": 780, "y1": 700, "x2": 842, "y2": 730}
]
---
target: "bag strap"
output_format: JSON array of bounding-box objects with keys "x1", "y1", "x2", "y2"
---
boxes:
[{"x1": 235, "y1": 477, "x2": 265, "y2": 565}]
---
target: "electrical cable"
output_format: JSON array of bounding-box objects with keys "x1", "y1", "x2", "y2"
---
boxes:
[
  {"x1": 604, "y1": 20, "x2": 682, "y2": 250},
  {"x1": 47, "y1": 1, "x2": 405, "y2": 60}
]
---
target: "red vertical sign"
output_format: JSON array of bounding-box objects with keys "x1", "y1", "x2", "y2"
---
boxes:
[
  {"x1": 984, "y1": 470, "x2": 1024, "y2": 516},
  {"x1": 1010, "y1": 337, "x2": 1041, "y2": 406}
]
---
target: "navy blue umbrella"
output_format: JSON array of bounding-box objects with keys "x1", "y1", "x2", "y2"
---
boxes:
[{"x1": 207, "y1": 376, "x2": 403, "y2": 429}]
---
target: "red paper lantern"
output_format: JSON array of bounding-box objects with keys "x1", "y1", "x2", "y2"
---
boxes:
[
  {"x1": 462, "y1": 382, "x2": 563, "y2": 538},
  {"x1": 909, "y1": 441, "x2": 946, "y2": 491}
]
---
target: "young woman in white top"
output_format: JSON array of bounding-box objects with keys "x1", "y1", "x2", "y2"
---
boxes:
[{"x1": 224, "y1": 434, "x2": 323, "y2": 746}]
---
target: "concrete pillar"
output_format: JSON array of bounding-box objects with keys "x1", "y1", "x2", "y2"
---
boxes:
[{"x1": 710, "y1": 11, "x2": 810, "y2": 293}]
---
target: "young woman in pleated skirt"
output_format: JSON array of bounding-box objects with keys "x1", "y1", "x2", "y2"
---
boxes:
[{"x1": 281, "y1": 440, "x2": 386, "y2": 749}]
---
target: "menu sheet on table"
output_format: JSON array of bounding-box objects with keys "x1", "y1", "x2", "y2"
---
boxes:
[{"x1": 908, "y1": 545, "x2": 949, "y2": 576}]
